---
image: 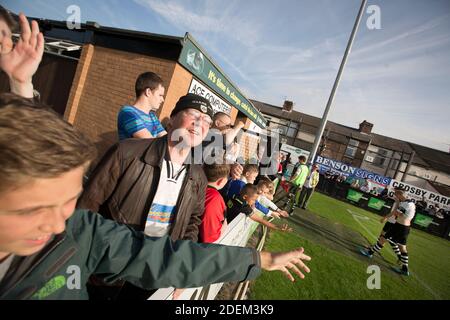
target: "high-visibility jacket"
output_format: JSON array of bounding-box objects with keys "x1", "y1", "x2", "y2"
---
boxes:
[{"x1": 292, "y1": 164, "x2": 309, "y2": 187}]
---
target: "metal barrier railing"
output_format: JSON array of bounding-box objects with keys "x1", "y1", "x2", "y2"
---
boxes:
[
  {"x1": 233, "y1": 217, "x2": 273, "y2": 300},
  {"x1": 148, "y1": 213, "x2": 260, "y2": 300}
]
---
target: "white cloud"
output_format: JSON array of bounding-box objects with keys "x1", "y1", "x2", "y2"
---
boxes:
[
  {"x1": 352, "y1": 13, "x2": 450, "y2": 57},
  {"x1": 133, "y1": 0, "x2": 263, "y2": 46}
]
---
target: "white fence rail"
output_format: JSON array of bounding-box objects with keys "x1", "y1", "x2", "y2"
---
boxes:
[{"x1": 148, "y1": 213, "x2": 259, "y2": 300}]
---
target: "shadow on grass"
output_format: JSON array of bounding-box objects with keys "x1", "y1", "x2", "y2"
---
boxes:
[{"x1": 287, "y1": 208, "x2": 401, "y2": 276}]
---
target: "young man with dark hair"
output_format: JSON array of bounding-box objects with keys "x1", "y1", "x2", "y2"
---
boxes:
[
  {"x1": 360, "y1": 187, "x2": 415, "y2": 276},
  {"x1": 0, "y1": 95, "x2": 311, "y2": 299},
  {"x1": 290, "y1": 156, "x2": 309, "y2": 192},
  {"x1": 0, "y1": 9, "x2": 44, "y2": 99},
  {"x1": 117, "y1": 71, "x2": 167, "y2": 140}
]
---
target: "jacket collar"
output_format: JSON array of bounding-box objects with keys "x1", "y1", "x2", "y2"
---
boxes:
[
  {"x1": 0, "y1": 232, "x2": 68, "y2": 299},
  {"x1": 142, "y1": 136, "x2": 168, "y2": 167},
  {"x1": 142, "y1": 135, "x2": 199, "y2": 177}
]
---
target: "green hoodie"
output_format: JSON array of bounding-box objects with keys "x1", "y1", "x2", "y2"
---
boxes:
[{"x1": 0, "y1": 209, "x2": 261, "y2": 300}]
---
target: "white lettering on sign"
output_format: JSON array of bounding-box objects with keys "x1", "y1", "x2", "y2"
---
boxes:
[{"x1": 189, "y1": 78, "x2": 232, "y2": 115}]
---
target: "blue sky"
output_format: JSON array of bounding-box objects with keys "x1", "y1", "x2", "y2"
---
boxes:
[{"x1": 3, "y1": 0, "x2": 450, "y2": 152}]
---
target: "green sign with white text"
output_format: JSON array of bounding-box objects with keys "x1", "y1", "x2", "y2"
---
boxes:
[
  {"x1": 178, "y1": 34, "x2": 266, "y2": 128},
  {"x1": 368, "y1": 197, "x2": 385, "y2": 211},
  {"x1": 413, "y1": 213, "x2": 434, "y2": 228},
  {"x1": 347, "y1": 189, "x2": 363, "y2": 203}
]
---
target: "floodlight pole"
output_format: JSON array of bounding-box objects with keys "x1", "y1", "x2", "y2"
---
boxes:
[{"x1": 308, "y1": 0, "x2": 367, "y2": 166}]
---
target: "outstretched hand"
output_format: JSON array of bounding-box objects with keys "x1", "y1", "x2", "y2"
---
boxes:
[
  {"x1": 278, "y1": 210, "x2": 289, "y2": 218},
  {"x1": 280, "y1": 223, "x2": 293, "y2": 232},
  {"x1": 260, "y1": 248, "x2": 311, "y2": 282},
  {"x1": 230, "y1": 162, "x2": 243, "y2": 180},
  {"x1": 271, "y1": 211, "x2": 281, "y2": 219},
  {"x1": 0, "y1": 13, "x2": 44, "y2": 97}
]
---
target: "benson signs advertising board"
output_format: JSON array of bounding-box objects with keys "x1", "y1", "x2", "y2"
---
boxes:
[{"x1": 315, "y1": 155, "x2": 391, "y2": 185}]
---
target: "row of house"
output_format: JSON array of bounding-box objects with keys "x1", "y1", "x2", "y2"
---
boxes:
[{"x1": 253, "y1": 100, "x2": 450, "y2": 196}]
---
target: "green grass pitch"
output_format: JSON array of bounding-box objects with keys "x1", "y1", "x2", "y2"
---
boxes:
[{"x1": 249, "y1": 192, "x2": 450, "y2": 300}]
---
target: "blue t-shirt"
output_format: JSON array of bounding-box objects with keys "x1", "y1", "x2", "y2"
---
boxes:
[
  {"x1": 117, "y1": 105, "x2": 165, "y2": 140},
  {"x1": 226, "y1": 179, "x2": 246, "y2": 201}
]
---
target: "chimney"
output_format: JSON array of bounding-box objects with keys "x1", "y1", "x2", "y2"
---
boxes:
[
  {"x1": 282, "y1": 100, "x2": 294, "y2": 112},
  {"x1": 359, "y1": 120, "x2": 373, "y2": 134}
]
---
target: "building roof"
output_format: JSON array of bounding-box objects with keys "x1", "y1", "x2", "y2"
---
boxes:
[
  {"x1": 428, "y1": 181, "x2": 450, "y2": 197},
  {"x1": 408, "y1": 143, "x2": 450, "y2": 173},
  {"x1": 252, "y1": 99, "x2": 370, "y2": 142},
  {"x1": 36, "y1": 17, "x2": 184, "y2": 44},
  {"x1": 34, "y1": 18, "x2": 184, "y2": 61},
  {"x1": 251, "y1": 99, "x2": 450, "y2": 175},
  {"x1": 32, "y1": 17, "x2": 266, "y2": 127}
]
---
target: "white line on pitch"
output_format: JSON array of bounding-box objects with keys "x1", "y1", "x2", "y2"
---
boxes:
[{"x1": 348, "y1": 209, "x2": 441, "y2": 300}]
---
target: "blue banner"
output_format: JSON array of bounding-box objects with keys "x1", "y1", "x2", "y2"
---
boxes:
[{"x1": 315, "y1": 155, "x2": 392, "y2": 186}]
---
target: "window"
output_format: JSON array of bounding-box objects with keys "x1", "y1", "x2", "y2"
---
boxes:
[
  {"x1": 286, "y1": 122, "x2": 298, "y2": 138},
  {"x1": 345, "y1": 139, "x2": 359, "y2": 158},
  {"x1": 297, "y1": 131, "x2": 315, "y2": 143},
  {"x1": 264, "y1": 115, "x2": 298, "y2": 138},
  {"x1": 365, "y1": 145, "x2": 392, "y2": 167}
]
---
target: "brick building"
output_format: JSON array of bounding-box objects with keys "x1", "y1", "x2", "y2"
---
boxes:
[{"x1": 0, "y1": 18, "x2": 266, "y2": 161}]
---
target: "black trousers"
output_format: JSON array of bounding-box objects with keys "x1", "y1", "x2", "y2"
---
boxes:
[{"x1": 298, "y1": 187, "x2": 314, "y2": 209}]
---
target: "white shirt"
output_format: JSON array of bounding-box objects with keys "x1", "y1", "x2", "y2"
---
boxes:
[
  {"x1": 305, "y1": 173, "x2": 315, "y2": 189},
  {"x1": 144, "y1": 159, "x2": 187, "y2": 237},
  {"x1": 396, "y1": 201, "x2": 416, "y2": 225},
  {"x1": 258, "y1": 195, "x2": 278, "y2": 211}
]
